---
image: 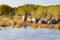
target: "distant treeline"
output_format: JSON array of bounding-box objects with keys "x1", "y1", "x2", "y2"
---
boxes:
[{"x1": 0, "y1": 4, "x2": 60, "y2": 17}]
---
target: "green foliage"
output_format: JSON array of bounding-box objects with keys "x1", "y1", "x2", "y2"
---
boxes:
[
  {"x1": 0, "y1": 4, "x2": 60, "y2": 17},
  {"x1": 0, "y1": 4, "x2": 14, "y2": 16}
]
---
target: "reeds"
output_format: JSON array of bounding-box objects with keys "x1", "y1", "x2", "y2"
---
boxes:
[
  {"x1": 30, "y1": 23, "x2": 38, "y2": 29},
  {"x1": 54, "y1": 24, "x2": 60, "y2": 30},
  {"x1": 38, "y1": 24, "x2": 47, "y2": 29},
  {"x1": 0, "y1": 16, "x2": 60, "y2": 30}
]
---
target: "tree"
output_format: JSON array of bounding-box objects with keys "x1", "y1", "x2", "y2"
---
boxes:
[{"x1": 0, "y1": 4, "x2": 14, "y2": 16}]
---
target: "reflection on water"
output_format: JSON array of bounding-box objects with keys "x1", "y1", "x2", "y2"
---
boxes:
[{"x1": 0, "y1": 27, "x2": 60, "y2": 40}]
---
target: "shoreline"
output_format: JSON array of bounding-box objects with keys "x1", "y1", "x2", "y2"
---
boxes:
[{"x1": 0, "y1": 16, "x2": 59, "y2": 30}]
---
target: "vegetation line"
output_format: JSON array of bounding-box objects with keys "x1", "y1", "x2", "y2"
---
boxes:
[{"x1": 0, "y1": 4, "x2": 60, "y2": 30}]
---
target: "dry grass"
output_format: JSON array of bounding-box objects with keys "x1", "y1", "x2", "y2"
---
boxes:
[
  {"x1": 22, "y1": 23, "x2": 27, "y2": 28},
  {"x1": 13, "y1": 19, "x2": 23, "y2": 28},
  {"x1": 48, "y1": 24, "x2": 54, "y2": 29},
  {"x1": 38, "y1": 24, "x2": 47, "y2": 29},
  {"x1": 38, "y1": 24, "x2": 60, "y2": 30},
  {"x1": 30, "y1": 23, "x2": 38, "y2": 29},
  {"x1": 0, "y1": 16, "x2": 60, "y2": 30},
  {"x1": 54, "y1": 24, "x2": 60, "y2": 30}
]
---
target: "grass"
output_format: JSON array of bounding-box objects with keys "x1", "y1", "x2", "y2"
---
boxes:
[
  {"x1": 38, "y1": 24, "x2": 47, "y2": 29},
  {"x1": 0, "y1": 16, "x2": 60, "y2": 30},
  {"x1": 30, "y1": 23, "x2": 38, "y2": 29}
]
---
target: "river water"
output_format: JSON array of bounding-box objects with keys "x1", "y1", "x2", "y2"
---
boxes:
[{"x1": 0, "y1": 27, "x2": 60, "y2": 40}]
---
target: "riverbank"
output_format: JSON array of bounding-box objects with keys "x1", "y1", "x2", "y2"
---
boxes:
[{"x1": 0, "y1": 16, "x2": 60, "y2": 30}]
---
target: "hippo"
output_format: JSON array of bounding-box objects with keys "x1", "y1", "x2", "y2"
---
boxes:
[{"x1": 48, "y1": 19, "x2": 57, "y2": 24}]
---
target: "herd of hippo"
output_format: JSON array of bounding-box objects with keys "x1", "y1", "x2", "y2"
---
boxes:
[
  {"x1": 0, "y1": 13, "x2": 60, "y2": 29},
  {"x1": 22, "y1": 14, "x2": 60, "y2": 24}
]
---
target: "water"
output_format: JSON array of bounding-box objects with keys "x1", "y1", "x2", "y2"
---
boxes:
[{"x1": 0, "y1": 27, "x2": 60, "y2": 40}]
